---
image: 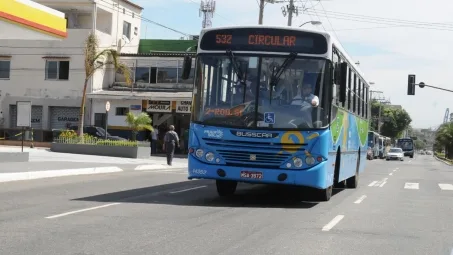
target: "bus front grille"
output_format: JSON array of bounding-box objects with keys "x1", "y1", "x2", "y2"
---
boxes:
[{"x1": 217, "y1": 150, "x2": 290, "y2": 168}]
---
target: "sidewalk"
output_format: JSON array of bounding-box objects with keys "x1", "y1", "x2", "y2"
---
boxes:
[{"x1": 0, "y1": 146, "x2": 188, "y2": 183}]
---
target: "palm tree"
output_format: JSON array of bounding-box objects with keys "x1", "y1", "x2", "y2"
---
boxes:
[
  {"x1": 125, "y1": 112, "x2": 153, "y2": 141},
  {"x1": 78, "y1": 33, "x2": 132, "y2": 137},
  {"x1": 434, "y1": 122, "x2": 453, "y2": 159}
]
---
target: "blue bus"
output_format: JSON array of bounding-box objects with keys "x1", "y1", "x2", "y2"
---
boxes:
[
  {"x1": 367, "y1": 131, "x2": 380, "y2": 159},
  {"x1": 396, "y1": 137, "x2": 414, "y2": 158},
  {"x1": 180, "y1": 25, "x2": 371, "y2": 201}
]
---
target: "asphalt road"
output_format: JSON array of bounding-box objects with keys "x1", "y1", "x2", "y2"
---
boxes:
[{"x1": 0, "y1": 155, "x2": 452, "y2": 255}]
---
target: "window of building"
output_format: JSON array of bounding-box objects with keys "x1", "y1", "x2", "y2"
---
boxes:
[
  {"x1": 157, "y1": 68, "x2": 178, "y2": 83},
  {"x1": 123, "y1": 21, "x2": 131, "y2": 40},
  {"x1": 0, "y1": 60, "x2": 11, "y2": 79},
  {"x1": 115, "y1": 107, "x2": 129, "y2": 116},
  {"x1": 45, "y1": 60, "x2": 69, "y2": 80},
  {"x1": 178, "y1": 67, "x2": 195, "y2": 84},
  {"x1": 135, "y1": 67, "x2": 150, "y2": 83}
]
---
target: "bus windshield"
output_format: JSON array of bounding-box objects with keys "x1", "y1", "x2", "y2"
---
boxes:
[
  {"x1": 397, "y1": 139, "x2": 413, "y2": 150},
  {"x1": 191, "y1": 54, "x2": 330, "y2": 130}
]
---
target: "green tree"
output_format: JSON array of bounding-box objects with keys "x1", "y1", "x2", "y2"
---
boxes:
[
  {"x1": 434, "y1": 122, "x2": 453, "y2": 159},
  {"x1": 370, "y1": 100, "x2": 412, "y2": 139},
  {"x1": 125, "y1": 112, "x2": 153, "y2": 141},
  {"x1": 414, "y1": 140, "x2": 426, "y2": 150},
  {"x1": 78, "y1": 33, "x2": 132, "y2": 137}
]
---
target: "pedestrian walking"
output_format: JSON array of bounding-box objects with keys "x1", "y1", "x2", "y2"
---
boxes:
[{"x1": 163, "y1": 125, "x2": 180, "y2": 166}]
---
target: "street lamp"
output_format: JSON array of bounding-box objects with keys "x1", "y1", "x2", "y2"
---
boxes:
[{"x1": 299, "y1": 21, "x2": 322, "y2": 27}]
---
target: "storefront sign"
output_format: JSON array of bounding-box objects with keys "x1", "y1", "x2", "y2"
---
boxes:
[
  {"x1": 175, "y1": 100, "x2": 192, "y2": 113},
  {"x1": 130, "y1": 105, "x2": 141, "y2": 111},
  {"x1": 147, "y1": 100, "x2": 171, "y2": 113}
]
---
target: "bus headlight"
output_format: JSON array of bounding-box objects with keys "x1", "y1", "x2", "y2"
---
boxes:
[
  {"x1": 305, "y1": 156, "x2": 315, "y2": 165},
  {"x1": 293, "y1": 157, "x2": 303, "y2": 168},
  {"x1": 196, "y1": 149, "x2": 204, "y2": 158},
  {"x1": 205, "y1": 152, "x2": 215, "y2": 162}
]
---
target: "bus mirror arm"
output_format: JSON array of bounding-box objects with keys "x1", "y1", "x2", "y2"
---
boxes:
[
  {"x1": 338, "y1": 62, "x2": 348, "y2": 103},
  {"x1": 181, "y1": 45, "x2": 197, "y2": 80}
]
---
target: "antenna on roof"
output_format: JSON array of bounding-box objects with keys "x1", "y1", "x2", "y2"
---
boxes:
[{"x1": 199, "y1": 0, "x2": 216, "y2": 29}]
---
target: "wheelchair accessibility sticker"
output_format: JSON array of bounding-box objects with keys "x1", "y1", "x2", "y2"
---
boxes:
[{"x1": 264, "y1": 112, "x2": 275, "y2": 124}]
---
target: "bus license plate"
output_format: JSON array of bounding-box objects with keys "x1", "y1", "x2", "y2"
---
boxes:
[{"x1": 240, "y1": 171, "x2": 263, "y2": 179}]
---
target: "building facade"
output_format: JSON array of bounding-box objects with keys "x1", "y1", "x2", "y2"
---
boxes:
[
  {"x1": 87, "y1": 39, "x2": 197, "y2": 144},
  {"x1": 0, "y1": 0, "x2": 143, "y2": 141}
]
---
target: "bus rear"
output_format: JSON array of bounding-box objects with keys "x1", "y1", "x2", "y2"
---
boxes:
[{"x1": 180, "y1": 26, "x2": 366, "y2": 201}]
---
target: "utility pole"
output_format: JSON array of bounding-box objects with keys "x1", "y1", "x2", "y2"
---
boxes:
[
  {"x1": 287, "y1": 0, "x2": 296, "y2": 26},
  {"x1": 258, "y1": 0, "x2": 264, "y2": 24}
]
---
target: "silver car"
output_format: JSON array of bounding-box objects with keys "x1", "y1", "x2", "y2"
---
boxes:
[{"x1": 386, "y1": 148, "x2": 404, "y2": 161}]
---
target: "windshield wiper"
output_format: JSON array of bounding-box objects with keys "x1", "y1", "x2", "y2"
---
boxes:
[
  {"x1": 269, "y1": 52, "x2": 298, "y2": 101},
  {"x1": 227, "y1": 49, "x2": 246, "y2": 85}
]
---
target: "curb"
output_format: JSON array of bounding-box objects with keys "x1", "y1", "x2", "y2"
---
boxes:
[
  {"x1": 434, "y1": 156, "x2": 453, "y2": 166},
  {"x1": 134, "y1": 164, "x2": 187, "y2": 171},
  {"x1": 0, "y1": 164, "x2": 189, "y2": 183},
  {"x1": 0, "y1": 166, "x2": 123, "y2": 183}
]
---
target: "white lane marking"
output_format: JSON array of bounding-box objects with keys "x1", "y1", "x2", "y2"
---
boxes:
[
  {"x1": 0, "y1": 167, "x2": 123, "y2": 183},
  {"x1": 169, "y1": 185, "x2": 207, "y2": 194},
  {"x1": 409, "y1": 160, "x2": 412, "y2": 163},
  {"x1": 438, "y1": 184, "x2": 453, "y2": 191},
  {"x1": 389, "y1": 173, "x2": 393, "y2": 176},
  {"x1": 46, "y1": 203, "x2": 121, "y2": 219},
  {"x1": 379, "y1": 181, "x2": 387, "y2": 187},
  {"x1": 354, "y1": 195, "x2": 367, "y2": 204},
  {"x1": 368, "y1": 181, "x2": 377, "y2": 187},
  {"x1": 322, "y1": 215, "x2": 344, "y2": 231},
  {"x1": 404, "y1": 182, "x2": 419, "y2": 189},
  {"x1": 393, "y1": 169, "x2": 397, "y2": 172}
]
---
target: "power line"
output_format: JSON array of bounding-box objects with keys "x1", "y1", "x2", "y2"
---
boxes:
[{"x1": 302, "y1": 9, "x2": 453, "y2": 32}]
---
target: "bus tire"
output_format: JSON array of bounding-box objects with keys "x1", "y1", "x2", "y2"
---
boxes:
[
  {"x1": 216, "y1": 180, "x2": 237, "y2": 197},
  {"x1": 347, "y1": 152, "x2": 360, "y2": 189},
  {"x1": 410, "y1": 154, "x2": 414, "y2": 158}
]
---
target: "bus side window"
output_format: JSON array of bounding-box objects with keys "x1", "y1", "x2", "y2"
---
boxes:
[{"x1": 332, "y1": 49, "x2": 341, "y2": 105}]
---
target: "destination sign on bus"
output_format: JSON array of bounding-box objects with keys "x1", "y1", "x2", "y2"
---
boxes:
[{"x1": 200, "y1": 28, "x2": 328, "y2": 54}]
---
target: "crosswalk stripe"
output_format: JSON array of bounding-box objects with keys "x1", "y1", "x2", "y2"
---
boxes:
[
  {"x1": 404, "y1": 182, "x2": 419, "y2": 189},
  {"x1": 438, "y1": 183, "x2": 453, "y2": 190}
]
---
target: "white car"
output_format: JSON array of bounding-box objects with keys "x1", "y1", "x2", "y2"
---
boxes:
[{"x1": 386, "y1": 148, "x2": 404, "y2": 161}]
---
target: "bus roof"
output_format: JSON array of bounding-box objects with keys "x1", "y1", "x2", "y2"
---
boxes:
[{"x1": 197, "y1": 25, "x2": 368, "y2": 82}]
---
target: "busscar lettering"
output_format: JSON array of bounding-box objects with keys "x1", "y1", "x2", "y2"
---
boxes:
[
  {"x1": 234, "y1": 131, "x2": 274, "y2": 138},
  {"x1": 215, "y1": 34, "x2": 232, "y2": 44},
  {"x1": 248, "y1": 35, "x2": 296, "y2": 47}
]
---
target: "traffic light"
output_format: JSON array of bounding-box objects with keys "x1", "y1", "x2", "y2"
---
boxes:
[{"x1": 407, "y1": 74, "x2": 416, "y2": 95}]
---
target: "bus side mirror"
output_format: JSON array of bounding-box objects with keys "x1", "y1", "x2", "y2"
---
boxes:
[
  {"x1": 181, "y1": 56, "x2": 192, "y2": 80},
  {"x1": 339, "y1": 62, "x2": 348, "y2": 103}
]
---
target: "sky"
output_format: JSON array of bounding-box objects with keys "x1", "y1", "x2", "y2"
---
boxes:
[{"x1": 132, "y1": 0, "x2": 453, "y2": 129}]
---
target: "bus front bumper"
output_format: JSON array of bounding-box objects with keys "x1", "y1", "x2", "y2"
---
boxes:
[{"x1": 187, "y1": 158, "x2": 328, "y2": 189}]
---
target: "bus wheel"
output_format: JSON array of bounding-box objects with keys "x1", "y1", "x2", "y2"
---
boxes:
[
  {"x1": 410, "y1": 155, "x2": 414, "y2": 158},
  {"x1": 216, "y1": 180, "x2": 237, "y2": 197}
]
